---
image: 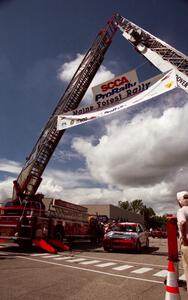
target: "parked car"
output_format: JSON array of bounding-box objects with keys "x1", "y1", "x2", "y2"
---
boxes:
[
  {"x1": 151, "y1": 228, "x2": 167, "y2": 238},
  {"x1": 103, "y1": 222, "x2": 149, "y2": 252}
]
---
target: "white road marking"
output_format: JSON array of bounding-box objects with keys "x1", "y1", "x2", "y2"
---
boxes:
[
  {"x1": 75, "y1": 254, "x2": 183, "y2": 270},
  {"x1": 53, "y1": 256, "x2": 74, "y2": 260},
  {"x1": 43, "y1": 255, "x2": 61, "y2": 259},
  {"x1": 112, "y1": 265, "x2": 133, "y2": 271},
  {"x1": 131, "y1": 267, "x2": 153, "y2": 274},
  {"x1": 66, "y1": 258, "x2": 87, "y2": 263},
  {"x1": 17, "y1": 255, "x2": 163, "y2": 284},
  {"x1": 179, "y1": 274, "x2": 186, "y2": 281},
  {"x1": 79, "y1": 260, "x2": 101, "y2": 265},
  {"x1": 30, "y1": 253, "x2": 53, "y2": 256},
  {"x1": 153, "y1": 270, "x2": 168, "y2": 277},
  {"x1": 95, "y1": 262, "x2": 117, "y2": 268}
]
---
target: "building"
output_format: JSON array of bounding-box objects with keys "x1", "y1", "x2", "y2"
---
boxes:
[{"x1": 84, "y1": 204, "x2": 144, "y2": 225}]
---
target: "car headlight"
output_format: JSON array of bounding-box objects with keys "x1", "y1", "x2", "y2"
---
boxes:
[{"x1": 105, "y1": 232, "x2": 113, "y2": 238}]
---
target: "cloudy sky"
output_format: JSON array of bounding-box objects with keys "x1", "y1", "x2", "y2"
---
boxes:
[{"x1": 0, "y1": 0, "x2": 188, "y2": 215}]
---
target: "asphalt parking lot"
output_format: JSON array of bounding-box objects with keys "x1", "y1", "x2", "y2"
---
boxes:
[{"x1": 0, "y1": 238, "x2": 187, "y2": 300}]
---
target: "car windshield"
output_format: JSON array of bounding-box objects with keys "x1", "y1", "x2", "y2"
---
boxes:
[{"x1": 115, "y1": 225, "x2": 137, "y2": 232}]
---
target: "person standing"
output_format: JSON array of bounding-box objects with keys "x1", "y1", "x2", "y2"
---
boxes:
[{"x1": 176, "y1": 191, "x2": 188, "y2": 292}]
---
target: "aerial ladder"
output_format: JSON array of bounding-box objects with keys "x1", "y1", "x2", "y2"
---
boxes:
[
  {"x1": 11, "y1": 13, "x2": 188, "y2": 204},
  {"x1": 115, "y1": 14, "x2": 188, "y2": 94},
  {"x1": 115, "y1": 14, "x2": 188, "y2": 288},
  {"x1": 12, "y1": 15, "x2": 118, "y2": 204},
  {"x1": 0, "y1": 15, "x2": 119, "y2": 253}
]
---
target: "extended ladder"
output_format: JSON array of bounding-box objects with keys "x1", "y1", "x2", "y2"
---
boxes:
[
  {"x1": 13, "y1": 16, "x2": 118, "y2": 201},
  {"x1": 115, "y1": 14, "x2": 188, "y2": 94}
]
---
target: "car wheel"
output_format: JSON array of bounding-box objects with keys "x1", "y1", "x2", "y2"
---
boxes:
[{"x1": 135, "y1": 240, "x2": 141, "y2": 253}]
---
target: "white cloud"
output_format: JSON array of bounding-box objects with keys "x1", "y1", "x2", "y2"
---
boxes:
[
  {"x1": 0, "y1": 159, "x2": 21, "y2": 174},
  {"x1": 58, "y1": 54, "x2": 84, "y2": 82},
  {"x1": 38, "y1": 168, "x2": 124, "y2": 207},
  {"x1": 57, "y1": 53, "x2": 114, "y2": 103},
  {"x1": 0, "y1": 177, "x2": 15, "y2": 201},
  {"x1": 71, "y1": 89, "x2": 188, "y2": 214}
]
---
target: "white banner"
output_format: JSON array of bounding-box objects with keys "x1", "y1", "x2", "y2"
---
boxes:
[
  {"x1": 69, "y1": 69, "x2": 139, "y2": 116},
  {"x1": 92, "y1": 69, "x2": 139, "y2": 102},
  {"x1": 57, "y1": 70, "x2": 177, "y2": 130},
  {"x1": 121, "y1": 28, "x2": 188, "y2": 94}
]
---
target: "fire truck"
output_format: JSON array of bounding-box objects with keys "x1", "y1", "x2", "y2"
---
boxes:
[
  {"x1": 0, "y1": 196, "x2": 99, "y2": 252},
  {"x1": 0, "y1": 15, "x2": 118, "y2": 253},
  {"x1": 0, "y1": 13, "x2": 187, "y2": 253}
]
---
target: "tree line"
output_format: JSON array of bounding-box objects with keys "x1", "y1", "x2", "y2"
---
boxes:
[{"x1": 118, "y1": 199, "x2": 167, "y2": 230}]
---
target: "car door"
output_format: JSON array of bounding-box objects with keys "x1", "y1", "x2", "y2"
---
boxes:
[{"x1": 137, "y1": 224, "x2": 146, "y2": 246}]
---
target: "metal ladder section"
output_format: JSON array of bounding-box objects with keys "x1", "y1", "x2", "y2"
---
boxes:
[
  {"x1": 13, "y1": 15, "x2": 118, "y2": 201},
  {"x1": 116, "y1": 14, "x2": 188, "y2": 79}
]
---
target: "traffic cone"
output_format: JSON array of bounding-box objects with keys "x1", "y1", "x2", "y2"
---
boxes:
[{"x1": 165, "y1": 260, "x2": 181, "y2": 300}]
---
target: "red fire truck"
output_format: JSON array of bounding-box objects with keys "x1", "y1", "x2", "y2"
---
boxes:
[
  {"x1": 0, "y1": 197, "x2": 98, "y2": 251},
  {"x1": 0, "y1": 15, "x2": 118, "y2": 253}
]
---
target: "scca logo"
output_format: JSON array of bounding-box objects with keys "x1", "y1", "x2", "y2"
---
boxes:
[{"x1": 101, "y1": 76, "x2": 130, "y2": 92}]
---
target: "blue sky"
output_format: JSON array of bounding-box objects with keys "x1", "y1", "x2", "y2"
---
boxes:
[{"x1": 1, "y1": 0, "x2": 188, "y2": 214}]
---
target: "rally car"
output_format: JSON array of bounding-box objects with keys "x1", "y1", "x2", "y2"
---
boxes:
[
  {"x1": 103, "y1": 222, "x2": 149, "y2": 252},
  {"x1": 150, "y1": 228, "x2": 167, "y2": 238}
]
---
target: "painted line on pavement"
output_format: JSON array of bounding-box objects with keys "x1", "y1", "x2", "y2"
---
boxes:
[
  {"x1": 112, "y1": 265, "x2": 134, "y2": 271},
  {"x1": 75, "y1": 254, "x2": 184, "y2": 270},
  {"x1": 53, "y1": 256, "x2": 74, "y2": 260},
  {"x1": 179, "y1": 274, "x2": 185, "y2": 281},
  {"x1": 79, "y1": 260, "x2": 101, "y2": 265},
  {"x1": 30, "y1": 253, "x2": 53, "y2": 256},
  {"x1": 66, "y1": 258, "x2": 87, "y2": 263},
  {"x1": 95, "y1": 262, "x2": 117, "y2": 268},
  {"x1": 42, "y1": 255, "x2": 61, "y2": 259},
  {"x1": 17, "y1": 255, "x2": 163, "y2": 285},
  {"x1": 153, "y1": 270, "x2": 168, "y2": 277},
  {"x1": 131, "y1": 267, "x2": 153, "y2": 274}
]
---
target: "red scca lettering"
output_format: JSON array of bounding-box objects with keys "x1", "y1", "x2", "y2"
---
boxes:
[{"x1": 101, "y1": 76, "x2": 130, "y2": 92}]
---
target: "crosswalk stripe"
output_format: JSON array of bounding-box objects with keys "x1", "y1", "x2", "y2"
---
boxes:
[
  {"x1": 95, "y1": 262, "x2": 117, "y2": 268},
  {"x1": 179, "y1": 274, "x2": 186, "y2": 281},
  {"x1": 43, "y1": 255, "x2": 61, "y2": 259},
  {"x1": 112, "y1": 265, "x2": 133, "y2": 271},
  {"x1": 153, "y1": 270, "x2": 168, "y2": 277},
  {"x1": 79, "y1": 260, "x2": 101, "y2": 265},
  {"x1": 131, "y1": 267, "x2": 153, "y2": 274},
  {"x1": 66, "y1": 258, "x2": 87, "y2": 263},
  {"x1": 28, "y1": 254, "x2": 185, "y2": 280},
  {"x1": 53, "y1": 256, "x2": 74, "y2": 260},
  {"x1": 30, "y1": 253, "x2": 53, "y2": 256}
]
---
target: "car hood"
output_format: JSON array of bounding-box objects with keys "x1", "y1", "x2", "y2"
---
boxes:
[{"x1": 106, "y1": 231, "x2": 138, "y2": 239}]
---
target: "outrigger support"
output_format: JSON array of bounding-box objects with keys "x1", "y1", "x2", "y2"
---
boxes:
[
  {"x1": 49, "y1": 239, "x2": 71, "y2": 251},
  {"x1": 32, "y1": 239, "x2": 57, "y2": 254},
  {"x1": 32, "y1": 239, "x2": 71, "y2": 253}
]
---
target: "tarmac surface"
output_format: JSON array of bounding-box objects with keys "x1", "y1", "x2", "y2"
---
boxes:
[{"x1": 0, "y1": 238, "x2": 187, "y2": 300}]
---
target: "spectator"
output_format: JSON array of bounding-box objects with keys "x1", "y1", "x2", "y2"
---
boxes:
[
  {"x1": 176, "y1": 191, "x2": 188, "y2": 292},
  {"x1": 104, "y1": 223, "x2": 110, "y2": 233},
  {"x1": 111, "y1": 219, "x2": 119, "y2": 231}
]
